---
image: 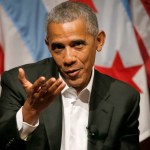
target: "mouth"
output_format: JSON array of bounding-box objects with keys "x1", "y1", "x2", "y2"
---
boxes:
[{"x1": 64, "y1": 68, "x2": 81, "y2": 78}]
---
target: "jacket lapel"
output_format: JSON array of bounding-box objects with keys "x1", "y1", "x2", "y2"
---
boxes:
[
  {"x1": 42, "y1": 95, "x2": 62, "y2": 150},
  {"x1": 88, "y1": 70, "x2": 114, "y2": 150}
]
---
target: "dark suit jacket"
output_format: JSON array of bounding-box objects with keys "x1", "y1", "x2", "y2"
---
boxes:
[{"x1": 0, "y1": 58, "x2": 140, "y2": 150}]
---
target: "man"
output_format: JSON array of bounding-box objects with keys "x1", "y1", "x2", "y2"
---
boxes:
[{"x1": 0, "y1": 1, "x2": 140, "y2": 150}]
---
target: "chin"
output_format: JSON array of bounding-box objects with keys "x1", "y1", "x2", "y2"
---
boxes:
[
  {"x1": 69, "y1": 80, "x2": 86, "y2": 91},
  {"x1": 68, "y1": 82, "x2": 81, "y2": 88}
]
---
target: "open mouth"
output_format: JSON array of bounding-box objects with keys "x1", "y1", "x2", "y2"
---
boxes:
[{"x1": 64, "y1": 69, "x2": 81, "y2": 77}]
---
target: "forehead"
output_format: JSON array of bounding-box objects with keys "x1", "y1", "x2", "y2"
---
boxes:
[{"x1": 47, "y1": 19, "x2": 88, "y2": 40}]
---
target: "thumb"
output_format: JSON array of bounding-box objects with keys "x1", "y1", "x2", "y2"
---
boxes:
[{"x1": 18, "y1": 68, "x2": 32, "y2": 90}]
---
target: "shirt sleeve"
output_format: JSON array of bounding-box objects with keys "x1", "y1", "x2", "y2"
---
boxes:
[{"x1": 16, "y1": 107, "x2": 39, "y2": 141}]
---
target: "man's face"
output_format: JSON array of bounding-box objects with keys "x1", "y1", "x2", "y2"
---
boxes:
[{"x1": 46, "y1": 19, "x2": 105, "y2": 93}]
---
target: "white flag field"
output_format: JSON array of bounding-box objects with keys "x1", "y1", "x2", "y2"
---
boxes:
[{"x1": 0, "y1": 0, "x2": 150, "y2": 142}]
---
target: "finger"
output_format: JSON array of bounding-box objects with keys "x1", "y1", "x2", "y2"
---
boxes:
[
  {"x1": 53, "y1": 81, "x2": 66, "y2": 95},
  {"x1": 32, "y1": 76, "x2": 46, "y2": 93},
  {"x1": 18, "y1": 68, "x2": 32, "y2": 88},
  {"x1": 38, "y1": 77, "x2": 56, "y2": 96},
  {"x1": 47, "y1": 78, "x2": 65, "y2": 95}
]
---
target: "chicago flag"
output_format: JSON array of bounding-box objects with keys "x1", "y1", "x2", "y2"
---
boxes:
[{"x1": 0, "y1": 0, "x2": 150, "y2": 142}]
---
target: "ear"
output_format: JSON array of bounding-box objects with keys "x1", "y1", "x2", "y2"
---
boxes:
[
  {"x1": 96, "y1": 31, "x2": 106, "y2": 52},
  {"x1": 45, "y1": 36, "x2": 49, "y2": 46}
]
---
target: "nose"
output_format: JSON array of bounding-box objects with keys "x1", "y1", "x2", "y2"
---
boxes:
[{"x1": 63, "y1": 47, "x2": 76, "y2": 66}]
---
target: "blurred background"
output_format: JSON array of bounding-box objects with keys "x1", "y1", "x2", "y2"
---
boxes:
[{"x1": 0, "y1": 0, "x2": 150, "y2": 149}]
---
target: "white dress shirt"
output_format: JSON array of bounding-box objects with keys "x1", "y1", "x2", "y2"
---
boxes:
[
  {"x1": 60, "y1": 69, "x2": 94, "y2": 150},
  {"x1": 16, "y1": 68, "x2": 94, "y2": 150}
]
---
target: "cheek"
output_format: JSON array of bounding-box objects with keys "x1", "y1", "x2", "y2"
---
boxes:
[
  {"x1": 84, "y1": 49, "x2": 96, "y2": 67},
  {"x1": 78, "y1": 51, "x2": 96, "y2": 72}
]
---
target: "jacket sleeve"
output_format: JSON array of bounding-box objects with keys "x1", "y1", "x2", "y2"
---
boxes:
[
  {"x1": 0, "y1": 69, "x2": 27, "y2": 150},
  {"x1": 119, "y1": 91, "x2": 140, "y2": 150}
]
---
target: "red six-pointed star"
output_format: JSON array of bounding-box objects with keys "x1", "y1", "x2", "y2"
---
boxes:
[{"x1": 95, "y1": 52, "x2": 143, "y2": 93}]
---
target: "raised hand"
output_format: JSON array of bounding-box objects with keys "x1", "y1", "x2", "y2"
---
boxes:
[{"x1": 18, "y1": 68, "x2": 66, "y2": 125}]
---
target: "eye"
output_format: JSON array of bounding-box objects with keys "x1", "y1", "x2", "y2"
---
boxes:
[{"x1": 51, "y1": 43, "x2": 65, "y2": 52}]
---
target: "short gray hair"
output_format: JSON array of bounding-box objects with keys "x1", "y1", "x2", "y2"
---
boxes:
[{"x1": 46, "y1": 1, "x2": 99, "y2": 36}]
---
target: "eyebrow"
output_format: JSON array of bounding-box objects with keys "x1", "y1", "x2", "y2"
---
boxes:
[
  {"x1": 69, "y1": 40, "x2": 87, "y2": 47},
  {"x1": 51, "y1": 39, "x2": 87, "y2": 50}
]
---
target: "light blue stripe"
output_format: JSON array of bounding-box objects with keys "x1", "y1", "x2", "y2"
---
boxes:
[
  {"x1": 0, "y1": 0, "x2": 50, "y2": 61},
  {"x1": 120, "y1": 0, "x2": 132, "y2": 21}
]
